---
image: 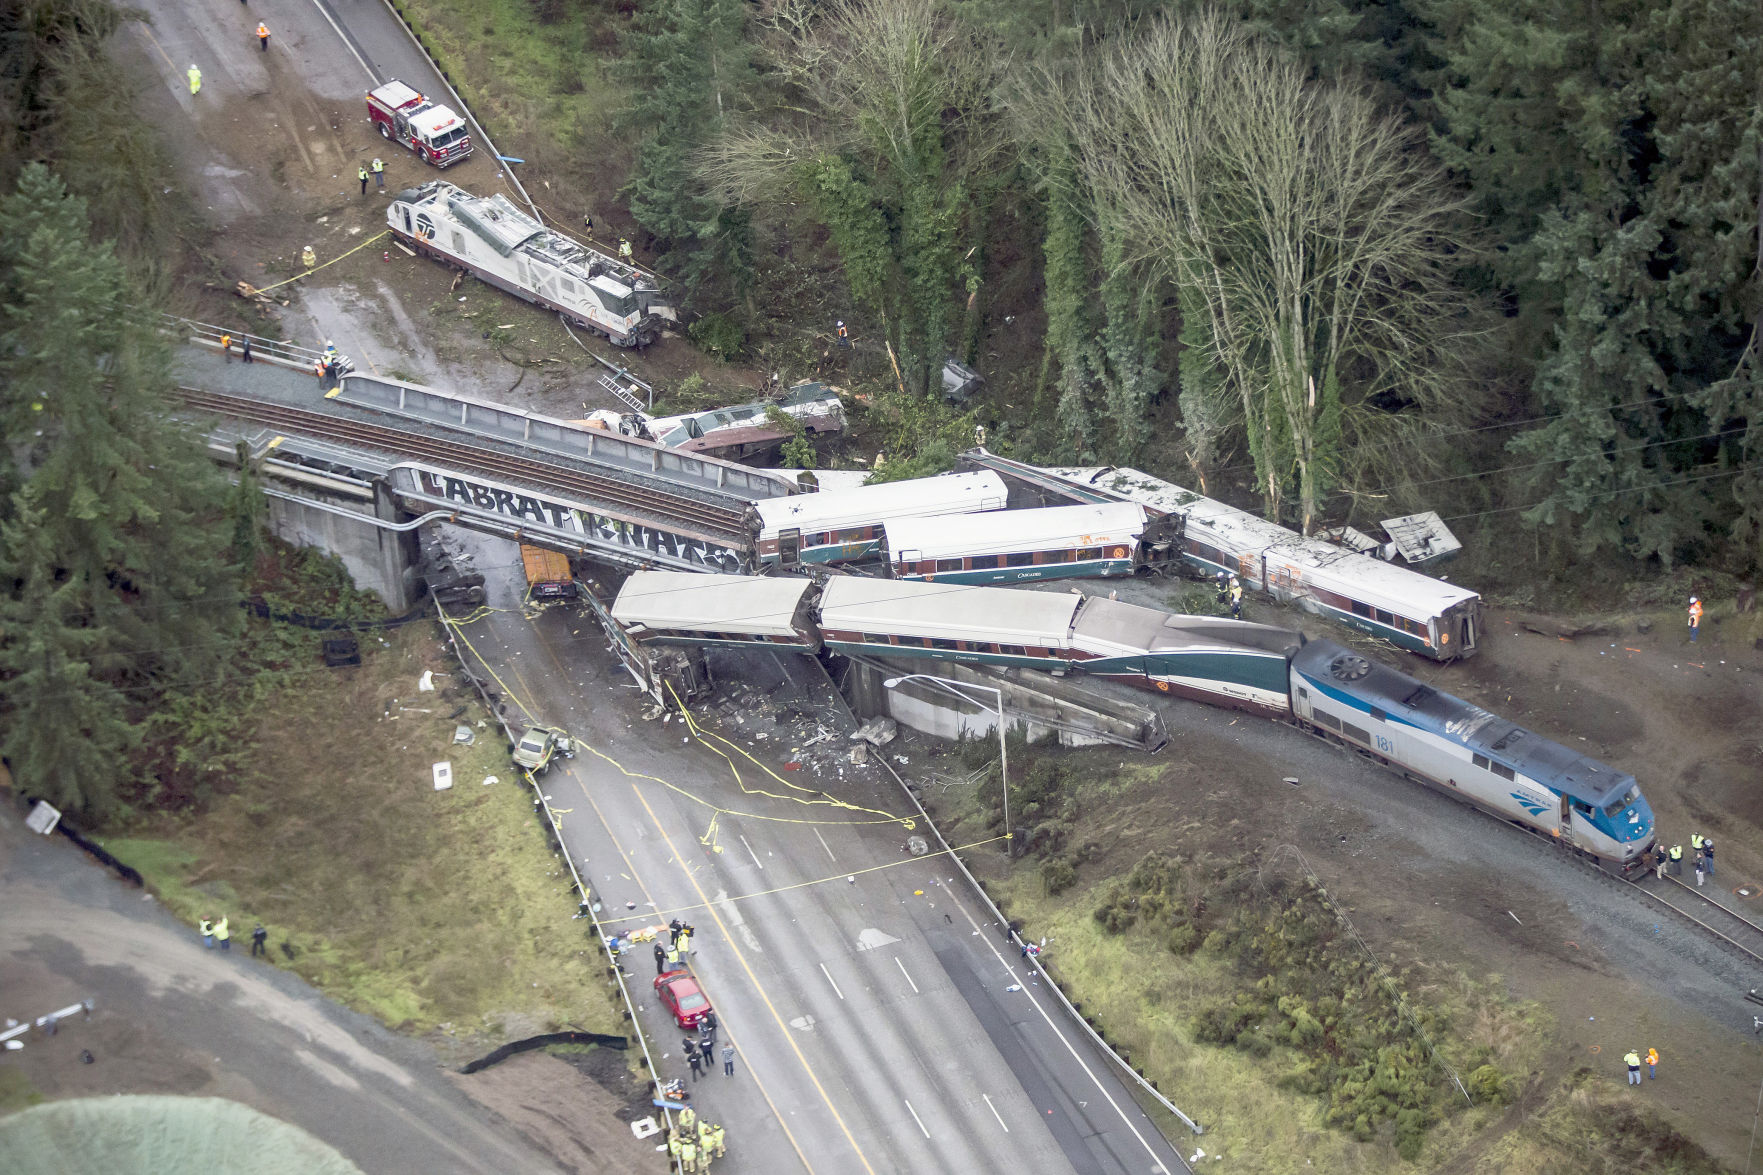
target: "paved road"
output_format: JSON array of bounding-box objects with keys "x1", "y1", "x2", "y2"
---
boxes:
[
  {"x1": 0, "y1": 805, "x2": 566, "y2": 1174},
  {"x1": 440, "y1": 528, "x2": 1191, "y2": 1175}
]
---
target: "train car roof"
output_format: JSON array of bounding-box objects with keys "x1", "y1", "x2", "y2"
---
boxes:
[
  {"x1": 749, "y1": 471, "x2": 1008, "y2": 537},
  {"x1": 1052, "y1": 466, "x2": 1479, "y2": 615},
  {"x1": 818, "y1": 577, "x2": 1083, "y2": 647},
  {"x1": 1292, "y1": 641, "x2": 1636, "y2": 808},
  {"x1": 881, "y1": 502, "x2": 1147, "y2": 560},
  {"x1": 611, "y1": 572, "x2": 814, "y2": 638},
  {"x1": 1073, "y1": 600, "x2": 1303, "y2": 657}
]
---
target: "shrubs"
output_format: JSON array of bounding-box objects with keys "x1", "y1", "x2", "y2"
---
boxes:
[
  {"x1": 687, "y1": 311, "x2": 745, "y2": 360},
  {"x1": 1041, "y1": 857, "x2": 1077, "y2": 896},
  {"x1": 1090, "y1": 850, "x2": 1456, "y2": 1156}
]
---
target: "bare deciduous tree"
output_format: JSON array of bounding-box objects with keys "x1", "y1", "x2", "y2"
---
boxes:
[{"x1": 1052, "y1": 12, "x2": 1489, "y2": 531}]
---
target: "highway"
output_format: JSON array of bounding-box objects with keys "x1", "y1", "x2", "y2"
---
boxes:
[{"x1": 443, "y1": 529, "x2": 1189, "y2": 1174}]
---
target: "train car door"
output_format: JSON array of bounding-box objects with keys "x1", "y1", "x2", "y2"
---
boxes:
[
  {"x1": 1557, "y1": 794, "x2": 1576, "y2": 846},
  {"x1": 777, "y1": 528, "x2": 801, "y2": 566}
]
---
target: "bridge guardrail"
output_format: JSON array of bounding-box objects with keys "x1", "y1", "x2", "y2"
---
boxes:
[{"x1": 163, "y1": 314, "x2": 325, "y2": 374}]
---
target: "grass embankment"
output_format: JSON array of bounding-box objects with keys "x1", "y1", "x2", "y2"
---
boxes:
[
  {"x1": 103, "y1": 593, "x2": 617, "y2": 1047},
  {"x1": 387, "y1": 0, "x2": 627, "y2": 205},
  {"x1": 928, "y1": 741, "x2": 1721, "y2": 1174}
]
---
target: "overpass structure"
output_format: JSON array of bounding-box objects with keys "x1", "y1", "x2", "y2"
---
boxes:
[{"x1": 169, "y1": 322, "x2": 794, "y2": 608}]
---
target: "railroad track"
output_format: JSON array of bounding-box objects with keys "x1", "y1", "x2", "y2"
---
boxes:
[
  {"x1": 1623, "y1": 875, "x2": 1763, "y2": 969},
  {"x1": 174, "y1": 387, "x2": 751, "y2": 542}
]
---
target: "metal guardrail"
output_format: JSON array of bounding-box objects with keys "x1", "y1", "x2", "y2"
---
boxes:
[
  {"x1": 163, "y1": 314, "x2": 323, "y2": 372},
  {"x1": 429, "y1": 594, "x2": 675, "y2": 1131}
]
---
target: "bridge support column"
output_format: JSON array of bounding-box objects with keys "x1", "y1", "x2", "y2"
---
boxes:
[{"x1": 264, "y1": 481, "x2": 422, "y2": 612}]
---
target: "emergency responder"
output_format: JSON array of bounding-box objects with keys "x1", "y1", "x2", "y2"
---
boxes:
[
  {"x1": 257, "y1": 22, "x2": 270, "y2": 51},
  {"x1": 214, "y1": 915, "x2": 231, "y2": 951},
  {"x1": 1692, "y1": 833, "x2": 1705, "y2": 868},
  {"x1": 835, "y1": 320, "x2": 849, "y2": 346},
  {"x1": 1688, "y1": 596, "x2": 1703, "y2": 641},
  {"x1": 677, "y1": 1104, "x2": 696, "y2": 1136},
  {"x1": 618, "y1": 237, "x2": 633, "y2": 261},
  {"x1": 219, "y1": 332, "x2": 233, "y2": 361},
  {"x1": 1704, "y1": 837, "x2": 1716, "y2": 877},
  {"x1": 358, "y1": 166, "x2": 370, "y2": 196},
  {"x1": 679, "y1": 1135, "x2": 698, "y2": 1173},
  {"x1": 1229, "y1": 575, "x2": 1244, "y2": 619},
  {"x1": 1668, "y1": 843, "x2": 1683, "y2": 875},
  {"x1": 697, "y1": 1118, "x2": 713, "y2": 1163},
  {"x1": 1646, "y1": 1047, "x2": 1659, "y2": 1079},
  {"x1": 667, "y1": 1130, "x2": 683, "y2": 1168},
  {"x1": 1624, "y1": 1049, "x2": 1642, "y2": 1085},
  {"x1": 188, "y1": 64, "x2": 202, "y2": 95},
  {"x1": 301, "y1": 245, "x2": 317, "y2": 271},
  {"x1": 200, "y1": 916, "x2": 214, "y2": 948},
  {"x1": 372, "y1": 157, "x2": 386, "y2": 190},
  {"x1": 707, "y1": 1122, "x2": 726, "y2": 1160}
]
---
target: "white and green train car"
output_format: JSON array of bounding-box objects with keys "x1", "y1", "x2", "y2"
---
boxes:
[
  {"x1": 747, "y1": 471, "x2": 1008, "y2": 567},
  {"x1": 880, "y1": 502, "x2": 1175, "y2": 585}
]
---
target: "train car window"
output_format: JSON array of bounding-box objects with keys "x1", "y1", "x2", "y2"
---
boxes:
[
  {"x1": 1472, "y1": 753, "x2": 1490, "y2": 770},
  {"x1": 1297, "y1": 687, "x2": 1308, "y2": 699},
  {"x1": 810, "y1": 532, "x2": 831, "y2": 546},
  {"x1": 1604, "y1": 786, "x2": 1639, "y2": 816},
  {"x1": 1369, "y1": 708, "x2": 1387, "y2": 722},
  {"x1": 1076, "y1": 546, "x2": 1103, "y2": 561},
  {"x1": 1006, "y1": 551, "x2": 1036, "y2": 567},
  {"x1": 1043, "y1": 549, "x2": 1073, "y2": 563},
  {"x1": 929, "y1": 638, "x2": 957, "y2": 650},
  {"x1": 999, "y1": 644, "x2": 1027, "y2": 656},
  {"x1": 896, "y1": 636, "x2": 927, "y2": 647},
  {"x1": 1490, "y1": 763, "x2": 1516, "y2": 781},
  {"x1": 970, "y1": 555, "x2": 1002, "y2": 569},
  {"x1": 1375, "y1": 608, "x2": 1394, "y2": 625},
  {"x1": 863, "y1": 633, "x2": 892, "y2": 644},
  {"x1": 1351, "y1": 600, "x2": 1374, "y2": 618},
  {"x1": 1573, "y1": 801, "x2": 1595, "y2": 816},
  {"x1": 840, "y1": 527, "x2": 867, "y2": 543},
  {"x1": 937, "y1": 558, "x2": 964, "y2": 572},
  {"x1": 1341, "y1": 722, "x2": 1370, "y2": 744}
]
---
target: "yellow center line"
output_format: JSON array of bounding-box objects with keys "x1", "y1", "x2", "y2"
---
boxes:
[
  {"x1": 136, "y1": 24, "x2": 177, "y2": 72},
  {"x1": 631, "y1": 786, "x2": 879, "y2": 1175},
  {"x1": 574, "y1": 781, "x2": 817, "y2": 1175}
]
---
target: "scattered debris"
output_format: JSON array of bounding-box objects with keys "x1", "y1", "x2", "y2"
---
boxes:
[
  {"x1": 432, "y1": 762, "x2": 453, "y2": 791},
  {"x1": 419, "y1": 670, "x2": 436, "y2": 692},
  {"x1": 849, "y1": 716, "x2": 898, "y2": 746},
  {"x1": 453, "y1": 724, "x2": 476, "y2": 745}
]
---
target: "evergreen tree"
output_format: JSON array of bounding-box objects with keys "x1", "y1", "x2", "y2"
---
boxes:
[
  {"x1": 0, "y1": 165, "x2": 240, "y2": 816},
  {"x1": 1425, "y1": 0, "x2": 1763, "y2": 567},
  {"x1": 621, "y1": 0, "x2": 752, "y2": 290}
]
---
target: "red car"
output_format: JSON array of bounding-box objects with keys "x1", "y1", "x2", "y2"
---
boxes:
[{"x1": 654, "y1": 972, "x2": 713, "y2": 1029}]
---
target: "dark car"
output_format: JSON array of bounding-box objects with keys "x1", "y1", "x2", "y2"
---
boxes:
[{"x1": 654, "y1": 972, "x2": 712, "y2": 1029}]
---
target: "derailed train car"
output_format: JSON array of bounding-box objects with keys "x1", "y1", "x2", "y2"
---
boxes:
[{"x1": 608, "y1": 571, "x2": 1654, "y2": 874}]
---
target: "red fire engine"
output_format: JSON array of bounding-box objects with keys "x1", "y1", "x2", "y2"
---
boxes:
[{"x1": 366, "y1": 80, "x2": 473, "y2": 168}]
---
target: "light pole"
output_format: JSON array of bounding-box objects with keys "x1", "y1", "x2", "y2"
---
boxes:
[{"x1": 882, "y1": 673, "x2": 1010, "y2": 854}]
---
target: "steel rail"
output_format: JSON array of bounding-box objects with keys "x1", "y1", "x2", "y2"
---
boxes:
[
  {"x1": 1621, "y1": 875, "x2": 1763, "y2": 969},
  {"x1": 173, "y1": 387, "x2": 751, "y2": 543}
]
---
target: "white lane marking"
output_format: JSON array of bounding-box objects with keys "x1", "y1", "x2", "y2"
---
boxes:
[
  {"x1": 712, "y1": 888, "x2": 763, "y2": 953},
  {"x1": 894, "y1": 956, "x2": 920, "y2": 994},
  {"x1": 946, "y1": 893, "x2": 1171, "y2": 1173},
  {"x1": 982, "y1": 1093, "x2": 1008, "y2": 1133},
  {"x1": 818, "y1": 963, "x2": 845, "y2": 1000},
  {"x1": 739, "y1": 834, "x2": 764, "y2": 870},
  {"x1": 813, "y1": 828, "x2": 837, "y2": 861},
  {"x1": 306, "y1": 0, "x2": 378, "y2": 83},
  {"x1": 904, "y1": 1099, "x2": 930, "y2": 1139}
]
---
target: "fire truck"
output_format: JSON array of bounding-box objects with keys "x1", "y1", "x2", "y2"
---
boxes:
[{"x1": 366, "y1": 80, "x2": 473, "y2": 168}]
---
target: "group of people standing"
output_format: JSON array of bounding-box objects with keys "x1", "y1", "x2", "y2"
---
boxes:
[
  {"x1": 1652, "y1": 834, "x2": 1717, "y2": 886},
  {"x1": 665, "y1": 1103, "x2": 727, "y2": 1173},
  {"x1": 199, "y1": 915, "x2": 270, "y2": 957},
  {"x1": 1624, "y1": 1047, "x2": 1661, "y2": 1084},
  {"x1": 654, "y1": 918, "x2": 697, "y2": 975}
]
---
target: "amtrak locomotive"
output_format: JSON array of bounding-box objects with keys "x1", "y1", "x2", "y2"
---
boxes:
[{"x1": 606, "y1": 571, "x2": 1655, "y2": 875}]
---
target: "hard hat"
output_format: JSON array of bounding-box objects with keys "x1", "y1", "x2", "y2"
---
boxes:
[
  {"x1": 1690, "y1": 596, "x2": 1699, "y2": 603},
  {"x1": 325, "y1": 339, "x2": 334, "y2": 346},
  {"x1": 837, "y1": 320, "x2": 845, "y2": 326}
]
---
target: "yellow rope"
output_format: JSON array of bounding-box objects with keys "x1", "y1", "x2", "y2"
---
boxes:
[{"x1": 256, "y1": 230, "x2": 391, "y2": 295}]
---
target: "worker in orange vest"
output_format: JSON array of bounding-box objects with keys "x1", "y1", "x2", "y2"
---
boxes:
[
  {"x1": 1688, "y1": 596, "x2": 1703, "y2": 642},
  {"x1": 257, "y1": 22, "x2": 270, "y2": 51}
]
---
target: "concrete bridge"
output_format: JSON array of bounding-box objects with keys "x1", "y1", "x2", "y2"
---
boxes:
[{"x1": 167, "y1": 319, "x2": 795, "y2": 609}]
